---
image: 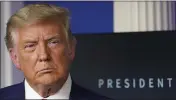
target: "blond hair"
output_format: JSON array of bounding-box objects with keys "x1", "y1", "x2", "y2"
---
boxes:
[{"x1": 5, "y1": 3, "x2": 72, "y2": 50}]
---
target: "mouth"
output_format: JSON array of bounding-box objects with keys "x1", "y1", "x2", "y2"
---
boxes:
[{"x1": 38, "y1": 68, "x2": 54, "y2": 74}]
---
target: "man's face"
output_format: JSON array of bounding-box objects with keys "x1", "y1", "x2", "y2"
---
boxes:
[{"x1": 11, "y1": 21, "x2": 75, "y2": 85}]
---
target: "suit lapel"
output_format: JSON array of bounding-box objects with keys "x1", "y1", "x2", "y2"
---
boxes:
[
  {"x1": 69, "y1": 81, "x2": 87, "y2": 100},
  {"x1": 5, "y1": 82, "x2": 25, "y2": 100},
  {"x1": 13, "y1": 82, "x2": 25, "y2": 100}
]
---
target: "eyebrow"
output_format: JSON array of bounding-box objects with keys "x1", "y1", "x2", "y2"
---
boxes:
[
  {"x1": 22, "y1": 34, "x2": 61, "y2": 43},
  {"x1": 46, "y1": 34, "x2": 61, "y2": 41},
  {"x1": 23, "y1": 39, "x2": 38, "y2": 44}
]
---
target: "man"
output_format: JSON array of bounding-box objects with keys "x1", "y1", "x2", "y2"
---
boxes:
[{"x1": 0, "y1": 3, "x2": 111, "y2": 100}]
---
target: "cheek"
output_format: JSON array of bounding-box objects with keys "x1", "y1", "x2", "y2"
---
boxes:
[
  {"x1": 51, "y1": 48, "x2": 70, "y2": 69},
  {"x1": 18, "y1": 51, "x2": 38, "y2": 73}
]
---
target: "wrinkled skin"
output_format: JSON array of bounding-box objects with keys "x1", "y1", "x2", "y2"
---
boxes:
[{"x1": 9, "y1": 20, "x2": 76, "y2": 97}]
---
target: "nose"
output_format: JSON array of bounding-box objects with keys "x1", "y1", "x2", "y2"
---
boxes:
[{"x1": 38, "y1": 42, "x2": 50, "y2": 62}]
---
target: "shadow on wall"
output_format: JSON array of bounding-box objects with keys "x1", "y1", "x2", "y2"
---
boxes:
[{"x1": 71, "y1": 31, "x2": 176, "y2": 99}]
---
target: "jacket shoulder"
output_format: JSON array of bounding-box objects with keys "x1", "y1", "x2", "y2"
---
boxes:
[
  {"x1": 0, "y1": 82, "x2": 25, "y2": 100},
  {"x1": 70, "y1": 82, "x2": 113, "y2": 100}
]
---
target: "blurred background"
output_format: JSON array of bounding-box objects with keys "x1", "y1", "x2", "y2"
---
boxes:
[{"x1": 1, "y1": 1, "x2": 176, "y2": 99}]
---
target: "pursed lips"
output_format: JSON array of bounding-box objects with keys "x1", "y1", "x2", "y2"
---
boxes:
[{"x1": 37, "y1": 68, "x2": 54, "y2": 74}]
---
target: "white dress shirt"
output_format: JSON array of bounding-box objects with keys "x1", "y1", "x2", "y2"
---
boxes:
[{"x1": 25, "y1": 74, "x2": 72, "y2": 99}]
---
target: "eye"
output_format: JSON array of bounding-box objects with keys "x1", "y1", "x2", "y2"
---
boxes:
[
  {"x1": 25, "y1": 44, "x2": 34, "y2": 48},
  {"x1": 49, "y1": 39, "x2": 60, "y2": 45},
  {"x1": 24, "y1": 43, "x2": 36, "y2": 51},
  {"x1": 50, "y1": 40, "x2": 59, "y2": 44},
  {"x1": 48, "y1": 39, "x2": 61, "y2": 48}
]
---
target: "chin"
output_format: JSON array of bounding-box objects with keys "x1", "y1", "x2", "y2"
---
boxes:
[{"x1": 37, "y1": 73, "x2": 65, "y2": 85}]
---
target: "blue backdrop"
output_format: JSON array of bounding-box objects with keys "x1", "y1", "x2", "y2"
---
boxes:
[{"x1": 24, "y1": 1, "x2": 113, "y2": 34}]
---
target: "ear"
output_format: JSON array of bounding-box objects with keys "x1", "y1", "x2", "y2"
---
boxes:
[
  {"x1": 68, "y1": 36, "x2": 77, "y2": 61},
  {"x1": 9, "y1": 48, "x2": 21, "y2": 70}
]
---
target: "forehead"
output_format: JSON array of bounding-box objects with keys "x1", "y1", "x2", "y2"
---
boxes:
[{"x1": 17, "y1": 21, "x2": 65, "y2": 40}]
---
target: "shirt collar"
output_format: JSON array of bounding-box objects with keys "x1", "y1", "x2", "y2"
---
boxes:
[{"x1": 25, "y1": 74, "x2": 72, "y2": 99}]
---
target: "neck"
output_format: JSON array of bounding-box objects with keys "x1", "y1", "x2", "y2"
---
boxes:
[
  {"x1": 34, "y1": 81, "x2": 64, "y2": 98},
  {"x1": 26, "y1": 75, "x2": 69, "y2": 98}
]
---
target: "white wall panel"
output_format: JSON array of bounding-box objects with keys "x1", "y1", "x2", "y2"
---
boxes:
[
  {"x1": 1, "y1": 1, "x2": 24, "y2": 88},
  {"x1": 113, "y1": 1, "x2": 175, "y2": 32}
]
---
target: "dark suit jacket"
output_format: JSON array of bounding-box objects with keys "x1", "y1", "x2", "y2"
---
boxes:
[{"x1": 0, "y1": 81, "x2": 112, "y2": 100}]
